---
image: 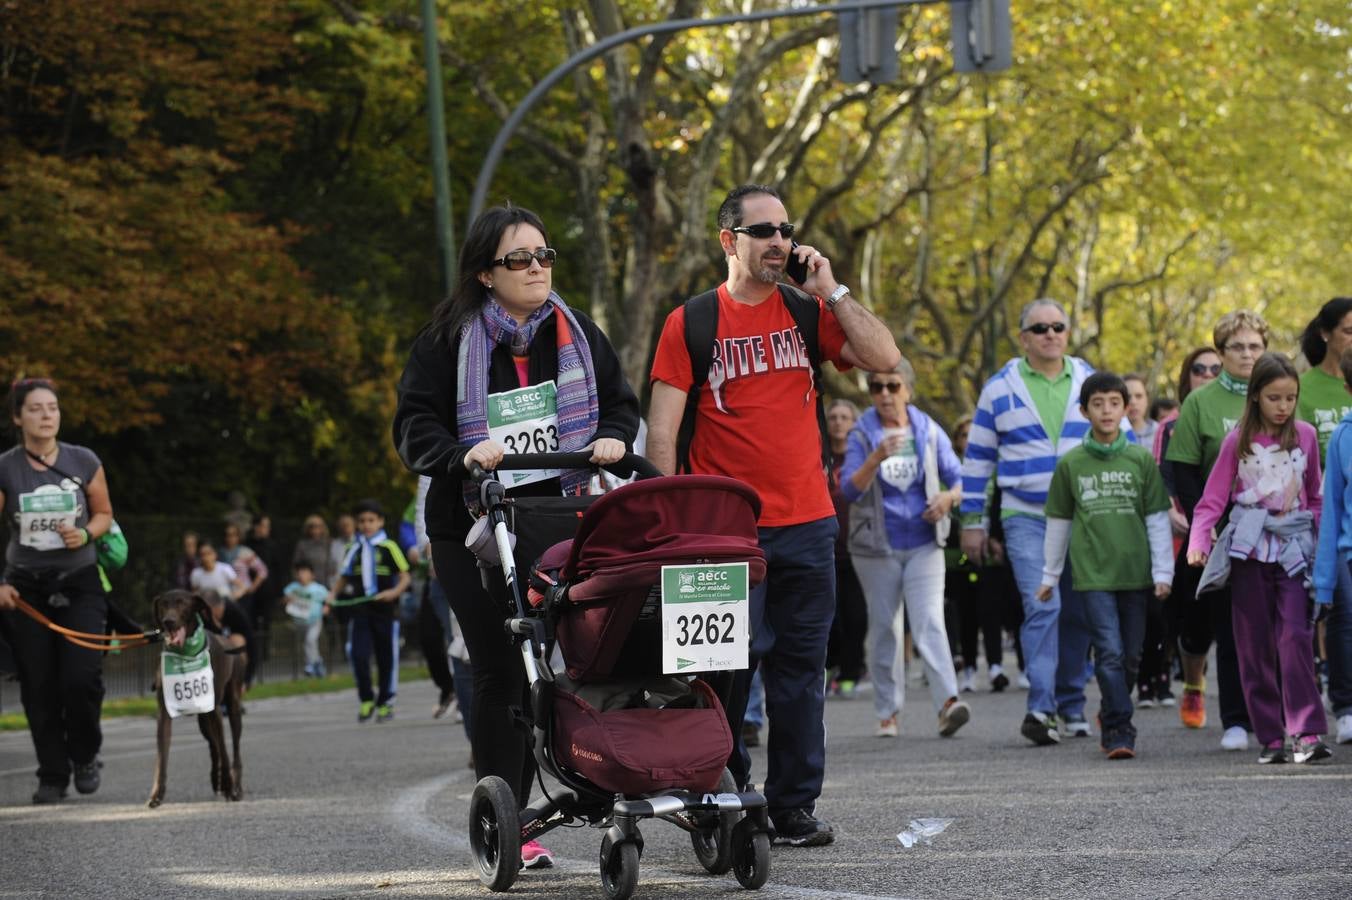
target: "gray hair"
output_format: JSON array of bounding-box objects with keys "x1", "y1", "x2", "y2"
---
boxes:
[
  {"x1": 1018, "y1": 298, "x2": 1069, "y2": 331},
  {"x1": 889, "y1": 356, "x2": 917, "y2": 392}
]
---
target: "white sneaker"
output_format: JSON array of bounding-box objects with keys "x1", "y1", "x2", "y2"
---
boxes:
[
  {"x1": 1016, "y1": 670, "x2": 1031, "y2": 690},
  {"x1": 960, "y1": 667, "x2": 976, "y2": 693},
  {"x1": 1220, "y1": 726, "x2": 1251, "y2": 751},
  {"x1": 876, "y1": 715, "x2": 899, "y2": 738},
  {"x1": 1335, "y1": 714, "x2": 1352, "y2": 745}
]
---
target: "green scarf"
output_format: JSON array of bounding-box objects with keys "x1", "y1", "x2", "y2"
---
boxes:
[
  {"x1": 1083, "y1": 431, "x2": 1128, "y2": 459},
  {"x1": 162, "y1": 615, "x2": 208, "y2": 659},
  {"x1": 1218, "y1": 370, "x2": 1248, "y2": 396}
]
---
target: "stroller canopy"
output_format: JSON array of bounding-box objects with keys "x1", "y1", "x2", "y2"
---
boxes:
[{"x1": 562, "y1": 475, "x2": 763, "y2": 580}]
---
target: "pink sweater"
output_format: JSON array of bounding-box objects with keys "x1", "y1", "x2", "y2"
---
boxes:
[{"x1": 1189, "y1": 423, "x2": 1322, "y2": 559}]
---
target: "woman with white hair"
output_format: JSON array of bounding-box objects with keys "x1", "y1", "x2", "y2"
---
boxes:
[{"x1": 840, "y1": 358, "x2": 971, "y2": 739}]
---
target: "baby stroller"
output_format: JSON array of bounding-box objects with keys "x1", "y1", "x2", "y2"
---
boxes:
[{"x1": 464, "y1": 452, "x2": 772, "y2": 899}]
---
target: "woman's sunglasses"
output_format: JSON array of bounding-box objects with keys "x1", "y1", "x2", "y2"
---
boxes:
[
  {"x1": 1022, "y1": 322, "x2": 1068, "y2": 335},
  {"x1": 1190, "y1": 362, "x2": 1222, "y2": 377},
  {"x1": 731, "y1": 222, "x2": 796, "y2": 239},
  {"x1": 868, "y1": 381, "x2": 904, "y2": 394},
  {"x1": 490, "y1": 248, "x2": 557, "y2": 270}
]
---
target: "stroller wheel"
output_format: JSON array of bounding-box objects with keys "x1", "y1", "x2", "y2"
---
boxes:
[
  {"x1": 468, "y1": 776, "x2": 520, "y2": 892},
  {"x1": 599, "y1": 836, "x2": 640, "y2": 900},
  {"x1": 691, "y1": 768, "x2": 738, "y2": 875},
  {"x1": 731, "y1": 819, "x2": 771, "y2": 890}
]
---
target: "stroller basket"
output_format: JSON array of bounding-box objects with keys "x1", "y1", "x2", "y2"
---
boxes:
[{"x1": 553, "y1": 677, "x2": 731, "y2": 795}]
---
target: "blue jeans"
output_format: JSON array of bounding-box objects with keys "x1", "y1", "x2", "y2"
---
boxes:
[
  {"x1": 725, "y1": 516, "x2": 837, "y2": 813},
  {"x1": 1082, "y1": 590, "x2": 1148, "y2": 731},
  {"x1": 1002, "y1": 515, "x2": 1090, "y2": 718},
  {"x1": 1328, "y1": 555, "x2": 1352, "y2": 718}
]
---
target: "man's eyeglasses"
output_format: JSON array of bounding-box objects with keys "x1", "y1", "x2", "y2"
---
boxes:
[
  {"x1": 1224, "y1": 342, "x2": 1265, "y2": 355},
  {"x1": 1022, "y1": 322, "x2": 1068, "y2": 335},
  {"x1": 731, "y1": 222, "x2": 795, "y2": 240},
  {"x1": 1190, "y1": 362, "x2": 1222, "y2": 377},
  {"x1": 490, "y1": 248, "x2": 557, "y2": 270},
  {"x1": 868, "y1": 381, "x2": 905, "y2": 394}
]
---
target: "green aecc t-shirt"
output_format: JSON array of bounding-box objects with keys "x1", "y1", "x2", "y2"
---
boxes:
[
  {"x1": 1298, "y1": 366, "x2": 1352, "y2": 463},
  {"x1": 1165, "y1": 378, "x2": 1246, "y2": 478},
  {"x1": 1045, "y1": 443, "x2": 1171, "y2": 591}
]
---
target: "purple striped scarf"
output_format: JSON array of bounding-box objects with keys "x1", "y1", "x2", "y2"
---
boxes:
[{"x1": 456, "y1": 293, "x2": 600, "y2": 510}]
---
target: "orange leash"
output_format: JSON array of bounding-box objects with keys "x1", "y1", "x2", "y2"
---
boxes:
[{"x1": 10, "y1": 596, "x2": 157, "y2": 650}]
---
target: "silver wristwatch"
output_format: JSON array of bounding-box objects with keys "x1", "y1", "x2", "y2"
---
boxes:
[{"x1": 825, "y1": 284, "x2": 851, "y2": 310}]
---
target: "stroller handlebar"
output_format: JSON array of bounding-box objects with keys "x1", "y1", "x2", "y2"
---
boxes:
[{"x1": 468, "y1": 452, "x2": 662, "y2": 483}]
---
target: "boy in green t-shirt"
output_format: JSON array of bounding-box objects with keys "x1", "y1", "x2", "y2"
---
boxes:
[{"x1": 1037, "y1": 373, "x2": 1174, "y2": 759}]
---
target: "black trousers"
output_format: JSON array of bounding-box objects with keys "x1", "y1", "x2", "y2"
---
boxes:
[
  {"x1": 949, "y1": 566, "x2": 1004, "y2": 669},
  {"x1": 418, "y1": 578, "x2": 455, "y2": 696},
  {"x1": 431, "y1": 540, "x2": 535, "y2": 806},
  {"x1": 1173, "y1": 544, "x2": 1251, "y2": 730},
  {"x1": 825, "y1": 556, "x2": 868, "y2": 683},
  {"x1": 0, "y1": 565, "x2": 107, "y2": 786},
  {"x1": 1137, "y1": 590, "x2": 1174, "y2": 695}
]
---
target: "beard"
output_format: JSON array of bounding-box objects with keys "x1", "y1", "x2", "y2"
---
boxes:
[{"x1": 742, "y1": 247, "x2": 785, "y2": 284}]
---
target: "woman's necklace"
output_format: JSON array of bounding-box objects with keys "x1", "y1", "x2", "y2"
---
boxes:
[{"x1": 27, "y1": 443, "x2": 58, "y2": 465}]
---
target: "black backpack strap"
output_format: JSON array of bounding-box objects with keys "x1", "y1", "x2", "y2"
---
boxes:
[
  {"x1": 676, "y1": 289, "x2": 720, "y2": 473},
  {"x1": 777, "y1": 284, "x2": 832, "y2": 471},
  {"x1": 676, "y1": 284, "x2": 832, "y2": 473}
]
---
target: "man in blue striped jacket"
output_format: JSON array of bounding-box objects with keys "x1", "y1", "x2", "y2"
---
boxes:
[{"x1": 959, "y1": 299, "x2": 1096, "y2": 746}]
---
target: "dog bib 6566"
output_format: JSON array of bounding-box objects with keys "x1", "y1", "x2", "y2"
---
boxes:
[
  {"x1": 488, "y1": 381, "x2": 560, "y2": 487},
  {"x1": 162, "y1": 645, "x2": 215, "y2": 719}
]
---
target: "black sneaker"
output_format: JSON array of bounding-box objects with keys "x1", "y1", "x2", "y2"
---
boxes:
[
  {"x1": 1292, "y1": 737, "x2": 1332, "y2": 764},
  {"x1": 1021, "y1": 712, "x2": 1060, "y2": 746},
  {"x1": 1258, "y1": 741, "x2": 1288, "y2": 764},
  {"x1": 74, "y1": 757, "x2": 101, "y2": 795},
  {"x1": 32, "y1": 782, "x2": 67, "y2": 805},
  {"x1": 770, "y1": 808, "x2": 835, "y2": 847}
]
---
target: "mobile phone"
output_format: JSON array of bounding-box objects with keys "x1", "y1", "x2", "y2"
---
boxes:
[{"x1": 785, "y1": 241, "x2": 809, "y2": 285}]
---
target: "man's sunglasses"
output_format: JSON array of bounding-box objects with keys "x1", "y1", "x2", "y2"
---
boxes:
[
  {"x1": 1190, "y1": 362, "x2": 1222, "y2": 377},
  {"x1": 1022, "y1": 322, "x2": 1068, "y2": 335},
  {"x1": 868, "y1": 381, "x2": 905, "y2": 394},
  {"x1": 490, "y1": 248, "x2": 557, "y2": 270},
  {"x1": 731, "y1": 222, "x2": 795, "y2": 240}
]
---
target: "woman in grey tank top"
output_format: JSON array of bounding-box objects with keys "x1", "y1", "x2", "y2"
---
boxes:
[{"x1": 0, "y1": 377, "x2": 115, "y2": 804}]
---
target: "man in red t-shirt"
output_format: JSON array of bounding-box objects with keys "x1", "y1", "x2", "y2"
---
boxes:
[{"x1": 648, "y1": 184, "x2": 899, "y2": 847}]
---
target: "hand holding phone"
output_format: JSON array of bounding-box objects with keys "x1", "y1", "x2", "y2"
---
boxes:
[{"x1": 785, "y1": 241, "x2": 808, "y2": 285}]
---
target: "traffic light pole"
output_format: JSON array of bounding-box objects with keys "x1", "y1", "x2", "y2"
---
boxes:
[{"x1": 467, "y1": 0, "x2": 957, "y2": 226}]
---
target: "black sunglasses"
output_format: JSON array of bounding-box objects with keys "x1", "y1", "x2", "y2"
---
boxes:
[
  {"x1": 868, "y1": 381, "x2": 905, "y2": 394},
  {"x1": 1022, "y1": 322, "x2": 1068, "y2": 335},
  {"x1": 731, "y1": 222, "x2": 795, "y2": 240},
  {"x1": 1190, "y1": 362, "x2": 1222, "y2": 377},
  {"x1": 490, "y1": 248, "x2": 557, "y2": 271}
]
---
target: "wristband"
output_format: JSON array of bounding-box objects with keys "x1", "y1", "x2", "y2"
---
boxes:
[{"x1": 79, "y1": 527, "x2": 91, "y2": 547}]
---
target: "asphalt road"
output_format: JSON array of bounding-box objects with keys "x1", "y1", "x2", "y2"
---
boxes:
[{"x1": 2, "y1": 674, "x2": 1350, "y2": 899}]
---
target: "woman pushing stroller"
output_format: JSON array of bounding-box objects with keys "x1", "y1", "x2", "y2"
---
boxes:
[{"x1": 394, "y1": 205, "x2": 640, "y2": 868}]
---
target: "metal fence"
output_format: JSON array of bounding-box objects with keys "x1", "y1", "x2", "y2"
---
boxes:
[{"x1": 0, "y1": 617, "x2": 428, "y2": 716}]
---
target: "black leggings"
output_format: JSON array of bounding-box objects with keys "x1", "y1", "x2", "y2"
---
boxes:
[
  {"x1": 431, "y1": 541, "x2": 535, "y2": 806},
  {"x1": 826, "y1": 556, "x2": 868, "y2": 682},
  {"x1": 1172, "y1": 544, "x2": 1250, "y2": 730},
  {"x1": 950, "y1": 566, "x2": 1004, "y2": 669},
  {"x1": 0, "y1": 565, "x2": 106, "y2": 787}
]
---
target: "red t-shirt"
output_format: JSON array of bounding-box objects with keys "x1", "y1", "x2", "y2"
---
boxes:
[{"x1": 650, "y1": 283, "x2": 850, "y2": 526}]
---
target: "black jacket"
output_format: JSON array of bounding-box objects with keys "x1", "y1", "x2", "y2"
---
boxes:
[{"x1": 393, "y1": 307, "x2": 640, "y2": 542}]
